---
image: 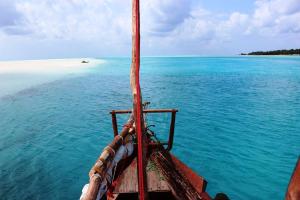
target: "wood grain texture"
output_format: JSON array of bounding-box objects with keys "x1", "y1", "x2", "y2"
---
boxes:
[
  {"x1": 170, "y1": 154, "x2": 207, "y2": 193},
  {"x1": 83, "y1": 118, "x2": 134, "y2": 200},
  {"x1": 113, "y1": 158, "x2": 170, "y2": 194},
  {"x1": 151, "y1": 150, "x2": 210, "y2": 200},
  {"x1": 130, "y1": 0, "x2": 148, "y2": 199},
  {"x1": 286, "y1": 157, "x2": 300, "y2": 200}
]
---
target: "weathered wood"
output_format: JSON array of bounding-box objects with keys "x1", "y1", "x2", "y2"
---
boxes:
[
  {"x1": 286, "y1": 157, "x2": 300, "y2": 200},
  {"x1": 89, "y1": 118, "x2": 134, "y2": 177},
  {"x1": 83, "y1": 117, "x2": 134, "y2": 200},
  {"x1": 113, "y1": 158, "x2": 170, "y2": 194},
  {"x1": 151, "y1": 150, "x2": 209, "y2": 200},
  {"x1": 111, "y1": 111, "x2": 118, "y2": 136},
  {"x1": 110, "y1": 109, "x2": 178, "y2": 151},
  {"x1": 110, "y1": 109, "x2": 178, "y2": 114},
  {"x1": 170, "y1": 155, "x2": 207, "y2": 193},
  {"x1": 166, "y1": 110, "x2": 176, "y2": 151},
  {"x1": 130, "y1": 0, "x2": 148, "y2": 199},
  {"x1": 84, "y1": 174, "x2": 102, "y2": 200}
]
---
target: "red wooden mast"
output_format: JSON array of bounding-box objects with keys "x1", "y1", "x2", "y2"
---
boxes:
[{"x1": 130, "y1": 0, "x2": 148, "y2": 200}]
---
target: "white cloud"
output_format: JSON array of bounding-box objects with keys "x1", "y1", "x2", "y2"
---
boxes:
[
  {"x1": 247, "y1": 0, "x2": 300, "y2": 34},
  {"x1": 6, "y1": 0, "x2": 246, "y2": 43},
  {"x1": 13, "y1": 0, "x2": 131, "y2": 44},
  {"x1": 0, "y1": 0, "x2": 299, "y2": 58},
  {"x1": 141, "y1": 0, "x2": 191, "y2": 36},
  {"x1": 216, "y1": 12, "x2": 249, "y2": 41},
  {"x1": 158, "y1": 6, "x2": 249, "y2": 45},
  {"x1": 0, "y1": 1, "x2": 17, "y2": 26}
]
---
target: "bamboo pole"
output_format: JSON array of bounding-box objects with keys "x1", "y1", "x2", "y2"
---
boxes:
[
  {"x1": 83, "y1": 117, "x2": 134, "y2": 200},
  {"x1": 130, "y1": 0, "x2": 148, "y2": 199}
]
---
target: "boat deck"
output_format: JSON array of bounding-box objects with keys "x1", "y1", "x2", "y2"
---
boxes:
[
  {"x1": 108, "y1": 150, "x2": 209, "y2": 200},
  {"x1": 114, "y1": 157, "x2": 170, "y2": 194}
]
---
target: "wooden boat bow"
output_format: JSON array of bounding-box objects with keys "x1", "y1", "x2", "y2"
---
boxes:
[
  {"x1": 79, "y1": 1, "x2": 300, "y2": 200},
  {"x1": 285, "y1": 157, "x2": 300, "y2": 200},
  {"x1": 79, "y1": 0, "x2": 213, "y2": 200}
]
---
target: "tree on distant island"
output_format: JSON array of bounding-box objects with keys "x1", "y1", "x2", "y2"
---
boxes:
[{"x1": 241, "y1": 49, "x2": 300, "y2": 55}]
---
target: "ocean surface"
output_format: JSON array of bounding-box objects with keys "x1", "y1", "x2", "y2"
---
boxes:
[{"x1": 0, "y1": 56, "x2": 299, "y2": 200}]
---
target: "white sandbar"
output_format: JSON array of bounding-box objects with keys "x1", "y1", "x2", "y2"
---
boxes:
[
  {"x1": 0, "y1": 58, "x2": 104, "y2": 74},
  {"x1": 0, "y1": 58, "x2": 105, "y2": 97}
]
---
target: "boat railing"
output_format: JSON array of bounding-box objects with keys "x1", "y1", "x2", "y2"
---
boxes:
[{"x1": 110, "y1": 109, "x2": 178, "y2": 151}]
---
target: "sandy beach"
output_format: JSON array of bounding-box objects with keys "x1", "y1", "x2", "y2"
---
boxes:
[
  {"x1": 0, "y1": 58, "x2": 104, "y2": 74},
  {"x1": 0, "y1": 58, "x2": 105, "y2": 97}
]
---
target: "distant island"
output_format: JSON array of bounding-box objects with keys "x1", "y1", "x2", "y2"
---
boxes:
[{"x1": 241, "y1": 48, "x2": 300, "y2": 55}]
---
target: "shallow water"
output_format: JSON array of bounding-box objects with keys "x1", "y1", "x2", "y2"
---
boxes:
[{"x1": 0, "y1": 56, "x2": 299, "y2": 200}]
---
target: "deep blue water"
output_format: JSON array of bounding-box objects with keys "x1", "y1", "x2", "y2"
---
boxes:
[{"x1": 0, "y1": 56, "x2": 299, "y2": 200}]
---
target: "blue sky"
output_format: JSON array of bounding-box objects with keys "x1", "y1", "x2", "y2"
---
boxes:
[{"x1": 0, "y1": 0, "x2": 299, "y2": 60}]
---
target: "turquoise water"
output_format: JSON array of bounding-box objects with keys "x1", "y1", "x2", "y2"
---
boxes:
[{"x1": 0, "y1": 56, "x2": 299, "y2": 200}]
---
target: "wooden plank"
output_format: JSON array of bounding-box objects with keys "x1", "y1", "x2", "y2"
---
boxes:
[
  {"x1": 170, "y1": 154, "x2": 207, "y2": 193},
  {"x1": 286, "y1": 157, "x2": 300, "y2": 200},
  {"x1": 151, "y1": 150, "x2": 211, "y2": 200},
  {"x1": 113, "y1": 158, "x2": 170, "y2": 193}
]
